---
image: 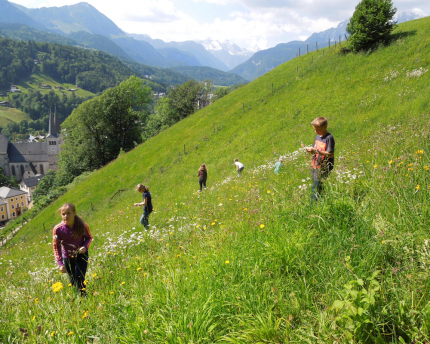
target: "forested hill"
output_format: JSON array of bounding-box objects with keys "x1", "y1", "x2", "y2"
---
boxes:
[
  {"x1": 168, "y1": 66, "x2": 248, "y2": 86},
  {"x1": 0, "y1": 37, "x2": 138, "y2": 93}
]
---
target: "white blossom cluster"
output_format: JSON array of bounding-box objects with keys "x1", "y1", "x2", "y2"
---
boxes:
[
  {"x1": 406, "y1": 67, "x2": 428, "y2": 78},
  {"x1": 383, "y1": 70, "x2": 399, "y2": 81}
]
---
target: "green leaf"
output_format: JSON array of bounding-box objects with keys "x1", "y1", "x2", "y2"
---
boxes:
[
  {"x1": 333, "y1": 300, "x2": 345, "y2": 309},
  {"x1": 357, "y1": 278, "x2": 364, "y2": 286}
]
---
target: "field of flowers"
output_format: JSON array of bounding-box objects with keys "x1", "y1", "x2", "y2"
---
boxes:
[{"x1": 1, "y1": 17, "x2": 430, "y2": 343}]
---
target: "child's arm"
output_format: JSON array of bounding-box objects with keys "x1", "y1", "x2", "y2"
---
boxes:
[{"x1": 79, "y1": 223, "x2": 93, "y2": 254}]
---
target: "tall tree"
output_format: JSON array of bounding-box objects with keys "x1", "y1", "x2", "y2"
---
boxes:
[
  {"x1": 347, "y1": 0, "x2": 397, "y2": 52},
  {"x1": 58, "y1": 76, "x2": 151, "y2": 180}
]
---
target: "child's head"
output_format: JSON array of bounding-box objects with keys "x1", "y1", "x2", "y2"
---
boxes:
[
  {"x1": 136, "y1": 184, "x2": 149, "y2": 193},
  {"x1": 59, "y1": 203, "x2": 85, "y2": 237},
  {"x1": 200, "y1": 164, "x2": 207, "y2": 170},
  {"x1": 279, "y1": 157, "x2": 284, "y2": 163},
  {"x1": 311, "y1": 117, "x2": 328, "y2": 136},
  {"x1": 234, "y1": 158, "x2": 239, "y2": 162}
]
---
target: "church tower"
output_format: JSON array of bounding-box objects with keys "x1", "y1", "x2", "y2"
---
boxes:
[{"x1": 46, "y1": 107, "x2": 61, "y2": 170}]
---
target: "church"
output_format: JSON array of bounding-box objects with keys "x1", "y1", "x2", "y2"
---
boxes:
[{"x1": 0, "y1": 109, "x2": 62, "y2": 181}]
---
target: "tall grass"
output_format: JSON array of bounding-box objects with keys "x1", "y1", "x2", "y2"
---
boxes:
[{"x1": 1, "y1": 18, "x2": 430, "y2": 343}]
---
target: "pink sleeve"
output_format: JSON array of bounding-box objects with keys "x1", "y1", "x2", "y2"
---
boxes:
[
  {"x1": 82, "y1": 223, "x2": 93, "y2": 249},
  {"x1": 53, "y1": 224, "x2": 64, "y2": 267}
]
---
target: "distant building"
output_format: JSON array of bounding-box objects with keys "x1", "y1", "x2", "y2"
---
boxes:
[
  {"x1": 34, "y1": 60, "x2": 38, "y2": 64},
  {"x1": 10, "y1": 85, "x2": 21, "y2": 93},
  {"x1": 20, "y1": 174, "x2": 44, "y2": 202},
  {"x1": 40, "y1": 85, "x2": 52, "y2": 89},
  {"x1": 0, "y1": 101, "x2": 13, "y2": 108},
  {"x1": 0, "y1": 187, "x2": 28, "y2": 220},
  {"x1": 0, "y1": 109, "x2": 62, "y2": 181}
]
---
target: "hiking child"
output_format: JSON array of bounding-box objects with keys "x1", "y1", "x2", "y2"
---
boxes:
[
  {"x1": 305, "y1": 117, "x2": 335, "y2": 204},
  {"x1": 134, "y1": 184, "x2": 153, "y2": 228},
  {"x1": 53, "y1": 203, "x2": 93, "y2": 296},
  {"x1": 274, "y1": 157, "x2": 285, "y2": 175},
  {"x1": 234, "y1": 158, "x2": 244, "y2": 177},
  {"x1": 197, "y1": 164, "x2": 208, "y2": 191}
]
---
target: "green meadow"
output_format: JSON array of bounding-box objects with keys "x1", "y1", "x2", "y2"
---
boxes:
[
  {"x1": 1, "y1": 18, "x2": 430, "y2": 343},
  {"x1": 0, "y1": 107, "x2": 31, "y2": 128}
]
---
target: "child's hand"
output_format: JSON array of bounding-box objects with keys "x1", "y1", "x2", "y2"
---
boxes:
[
  {"x1": 78, "y1": 247, "x2": 87, "y2": 254},
  {"x1": 306, "y1": 147, "x2": 316, "y2": 154},
  {"x1": 134, "y1": 203, "x2": 140, "y2": 206},
  {"x1": 59, "y1": 266, "x2": 67, "y2": 273}
]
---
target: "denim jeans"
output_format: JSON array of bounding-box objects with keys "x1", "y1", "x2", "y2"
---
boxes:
[
  {"x1": 140, "y1": 208, "x2": 150, "y2": 228},
  {"x1": 63, "y1": 252, "x2": 88, "y2": 296},
  {"x1": 199, "y1": 178, "x2": 207, "y2": 191},
  {"x1": 311, "y1": 179, "x2": 323, "y2": 205}
]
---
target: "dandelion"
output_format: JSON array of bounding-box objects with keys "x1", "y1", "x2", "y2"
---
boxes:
[
  {"x1": 416, "y1": 185, "x2": 420, "y2": 190},
  {"x1": 144, "y1": 273, "x2": 147, "y2": 277},
  {"x1": 137, "y1": 267, "x2": 142, "y2": 271},
  {"x1": 51, "y1": 331, "x2": 55, "y2": 337},
  {"x1": 68, "y1": 332, "x2": 74, "y2": 336},
  {"x1": 82, "y1": 310, "x2": 89, "y2": 319},
  {"x1": 110, "y1": 292, "x2": 114, "y2": 295},
  {"x1": 267, "y1": 190, "x2": 271, "y2": 194},
  {"x1": 424, "y1": 166, "x2": 429, "y2": 171},
  {"x1": 416, "y1": 150, "x2": 424, "y2": 154},
  {"x1": 243, "y1": 208, "x2": 248, "y2": 211},
  {"x1": 211, "y1": 222, "x2": 215, "y2": 226},
  {"x1": 374, "y1": 165, "x2": 378, "y2": 169},
  {"x1": 52, "y1": 282, "x2": 63, "y2": 293},
  {"x1": 34, "y1": 298, "x2": 39, "y2": 304},
  {"x1": 260, "y1": 224, "x2": 265, "y2": 229},
  {"x1": 68, "y1": 283, "x2": 72, "y2": 287},
  {"x1": 92, "y1": 273, "x2": 97, "y2": 278},
  {"x1": 121, "y1": 282, "x2": 125, "y2": 285},
  {"x1": 225, "y1": 260, "x2": 230, "y2": 264},
  {"x1": 389, "y1": 160, "x2": 394, "y2": 164},
  {"x1": 32, "y1": 316, "x2": 36, "y2": 320}
]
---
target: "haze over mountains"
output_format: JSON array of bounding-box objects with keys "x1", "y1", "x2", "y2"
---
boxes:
[{"x1": 0, "y1": 0, "x2": 427, "y2": 84}]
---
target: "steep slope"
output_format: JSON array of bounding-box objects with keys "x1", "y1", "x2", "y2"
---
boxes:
[
  {"x1": 2, "y1": 17, "x2": 430, "y2": 342},
  {"x1": 168, "y1": 65, "x2": 248, "y2": 86},
  {"x1": 156, "y1": 47, "x2": 201, "y2": 67},
  {"x1": 0, "y1": 23, "x2": 77, "y2": 45},
  {"x1": 0, "y1": 0, "x2": 49, "y2": 32}
]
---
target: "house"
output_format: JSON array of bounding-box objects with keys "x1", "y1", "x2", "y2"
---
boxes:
[
  {"x1": 0, "y1": 187, "x2": 28, "y2": 221},
  {"x1": 34, "y1": 60, "x2": 38, "y2": 64},
  {"x1": 20, "y1": 174, "x2": 44, "y2": 202},
  {"x1": 10, "y1": 85, "x2": 21, "y2": 93},
  {"x1": 40, "y1": 85, "x2": 52, "y2": 89},
  {"x1": 0, "y1": 101, "x2": 13, "y2": 108}
]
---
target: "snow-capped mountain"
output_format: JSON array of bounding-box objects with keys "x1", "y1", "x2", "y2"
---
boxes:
[
  {"x1": 196, "y1": 39, "x2": 260, "y2": 70},
  {"x1": 395, "y1": 9, "x2": 427, "y2": 24}
]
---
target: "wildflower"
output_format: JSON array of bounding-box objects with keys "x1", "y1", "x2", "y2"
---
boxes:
[
  {"x1": 373, "y1": 165, "x2": 378, "y2": 169},
  {"x1": 225, "y1": 260, "x2": 230, "y2": 264},
  {"x1": 68, "y1": 332, "x2": 74, "y2": 336},
  {"x1": 51, "y1": 331, "x2": 55, "y2": 337},
  {"x1": 260, "y1": 224, "x2": 265, "y2": 229},
  {"x1": 196, "y1": 225, "x2": 200, "y2": 228},
  {"x1": 144, "y1": 273, "x2": 147, "y2": 277},
  {"x1": 92, "y1": 273, "x2": 97, "y2": 278},
  {"x1": 110, "y1": 292, "x2": 114, "y2": 295},
  {"x1": 83, "y1": 280, "x2": 88, "y2": 286},
  {"x1": 416, "y1": 150, "x2": 424, "y2": 154},
  {"x1": 121, "y1": 282, "x2": 125, "y2": 285},
  {"x1": 408, "y1": 168, "x2": 413, "y2": 171},
  {"x1": 82, "y1": 310, "x2": 89, "y2": 319},
  {"x1": 389, "y1": 160, "x2": 394, "y2": 164},
  {"x1": 267, "y1": 190, "x2": 271, "y2": 194},
  {"x1": 137, "y1": 267, "x2": 142, "y2": 271},
  {"x1": 243, "y1": 208, "x2": 248, "y2": 211},
  {"x1": 211, "y1": 222, "x2": 215, "y2": 226},
  {"x1": 424, "y1": 166, "x2": 429, "y2": 171},
  {"x1": 32, "y1": 316, "x2": 36, "y2": 320},
  {"x1": 34, "y1": 298, "x2": 39, "y2": 304},
  {"x1": 416, "y1": 185, "x2": 420, "y2": 190},
  {"x1": 68, "y1": 283, "x2": 72, "y2": 287},
  {"x1": 52, "y1": 282, "x2": 63, "y2": 293}
]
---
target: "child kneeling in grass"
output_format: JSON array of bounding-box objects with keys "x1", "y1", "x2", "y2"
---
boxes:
[
  {"x1": 305, "y1": 117, "x2": 335, "y2": 204},
  {"x1": 234, "y1": 158, "x2": 244, "y2": 177},
  {"x1": 134, "y1": 184, "x2": 153, "y2": 229},
  {"x1": 53, "y1": 203, "x2": 93, "y2": 297}
]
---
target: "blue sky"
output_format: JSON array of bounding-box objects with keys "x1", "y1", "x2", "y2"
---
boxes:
[{"x1": 11, "y1": 0, "x2": 430, "y2": 50}]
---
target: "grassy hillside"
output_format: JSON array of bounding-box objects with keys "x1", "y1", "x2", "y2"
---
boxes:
[
  {"x1": 1, "y1": 18, "x2": 430, "y2": 343},
  {"x1": 0, "y1": 106, "x2": 30, "y2": 128}
]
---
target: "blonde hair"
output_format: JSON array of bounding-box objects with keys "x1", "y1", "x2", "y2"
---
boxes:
[
  {"x1": 311, "y1": 117, "x2": 328, "y2": 127},
  {"x1": 199, "y1": 164, "x2": 207, "y2": 171},
  {"x1": 136, "y1": 184, "x2": 149, "y2": 192},
  {"x1": 59, "y1": 203, "x2": 86, "y2": 238}
]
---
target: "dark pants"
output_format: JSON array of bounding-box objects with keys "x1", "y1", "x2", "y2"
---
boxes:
[
  {"x1": 140, "y1": 208, "x2": 150, "y2": 228},
  {"x1": 63, "y1": 252, "x2": 88, "y2": 296},
  {"x1": 311, "y1": 179, "x2": 323, "y2": 205},
  {"x1": 199, "y1": 178, "x2": 207, "y2": 191}
]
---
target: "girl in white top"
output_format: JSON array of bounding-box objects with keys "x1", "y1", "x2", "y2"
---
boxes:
[{"x1": 234, "y1": 158, "x2": 244, "y2": 177}]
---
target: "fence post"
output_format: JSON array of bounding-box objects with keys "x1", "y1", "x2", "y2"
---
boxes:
[
  {"x1": 271, "y1": 83, "x2": 273, "y2": 95},
  {"x1": 312, "y1": 56, "x2": 313, "y2": 62},
  {"x1": 151, "y1": 167, "x2": 153, "y2": 175},
  {"x1": 43, "y1": 223, "x2": 45, "y2": 231},
  {"x1": 329, "y1": 39, "x2": 330, "y2": 49},
  {"x1": 243, "y1": 102, "x2": 245, "y2": 113}
]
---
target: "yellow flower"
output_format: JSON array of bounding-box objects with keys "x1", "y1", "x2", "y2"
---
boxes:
[
  {"x1": 267, "y1": 190, "x2": 271, "y2": 193},
  {"x1": 83, "y1": 280, "x2": 88, "y2": 286},
  {"x1": 121, "y1": 282, "x2": 125, "y2": 285},
  {"x1": 51, "y1": 331, "x2": 55, "y2": 337},
  {"x1": 34, "y1": 298, "x2": 39, "y2": 304},
  {"x1": 137, "y1": 267, "x2": 142, "y2": 271},
  {"x1": 82, "y1": 310, "x2": 89, "y2": 319},
  {"x1": 92, "y1": 273, "x2": 97, "y2": 278},
  {"x1": 373, "y1": 165, "x2": 378, "y2": 169},
  {"x1": 416, "y1": 150, "x2": 424, "y2": 154},
  {"x1": 260, "y1": 224, "x2": 265, "y2": 229},
  {"x1": 196, "y1": 225, "x2": 200, "y2": 228},
  {"x1": 68, "y1": 283, "x2": 72, "y2": 287},
  {"x1": 68, "y1": 332, "x2": 74, "y2": 336},
  {"x1": 416, "y1": 185, "x2": 420, "y2": 190},
  {"x1": 110, "y1": 292, "x2": 114, "y2": 295},
  {"x1": 32, "y1": 315, "x2": 36, "y2": 320},
  {"x1": 389, "y1": 160, "x2": 394, "y2": 164},
  {"x1": 408, "y1": 168, "x2": 413, "y2": 171},
  {"x1": 243, "y1": 208, "x2": 248, "y2": 211},
  {"x1": 52, "y1": 282, "x2": 63, "y2": 293},
  {"x1": 211, "y1": 222, "x2": 215, "y2": 226},
  {"x1": 225, "y1": 260, "x2": 230, "y2": 264},
  {"x1": 424, "y1": 166, "x2": 429, "y2": 171},
  {"x1": 144, "y1": 273, "x2": 148, "y2": 277}
]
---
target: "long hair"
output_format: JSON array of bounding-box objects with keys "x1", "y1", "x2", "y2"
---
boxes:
[
  {"x1": 59, "y1": 203, "x2": 86, "y2": 238},
  {"x1": 136, "y1": 184, "x2": 149, "y2": 192},
  {"x1": 199, "y1": 164, "x2": 207, "y2": 171}
]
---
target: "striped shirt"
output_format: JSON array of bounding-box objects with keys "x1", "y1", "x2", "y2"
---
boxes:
[{"x1": 53, "y1": 221, "x2": 93, "y2": 267}]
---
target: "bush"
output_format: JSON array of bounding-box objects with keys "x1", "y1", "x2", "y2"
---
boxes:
[{"x1": 347, "y1": 0, "x2": 397, "y2": 52}]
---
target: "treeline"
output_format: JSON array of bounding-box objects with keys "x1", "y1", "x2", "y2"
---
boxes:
[
  {"x1": 0, "y1": 38, "x2": 138, "y2": 93},
  {"x1": 1, "y1": 89, "x2": 91, "y2": 138}
]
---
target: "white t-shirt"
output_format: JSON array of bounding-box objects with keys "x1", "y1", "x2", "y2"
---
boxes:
[{"x1": 235, "y1": 161, "x2": 244, "y2": 169}]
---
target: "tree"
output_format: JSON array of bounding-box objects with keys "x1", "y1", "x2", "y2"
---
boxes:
[
  {"x1": 58, "y1": 76, "x2": 151, "y2": 180},
  {"x1": 0, "y1": 168, "x2": 9, "y2": 187},
  {"x1": 347, "y1": 0, "x2": 397, "y2": 52}
]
